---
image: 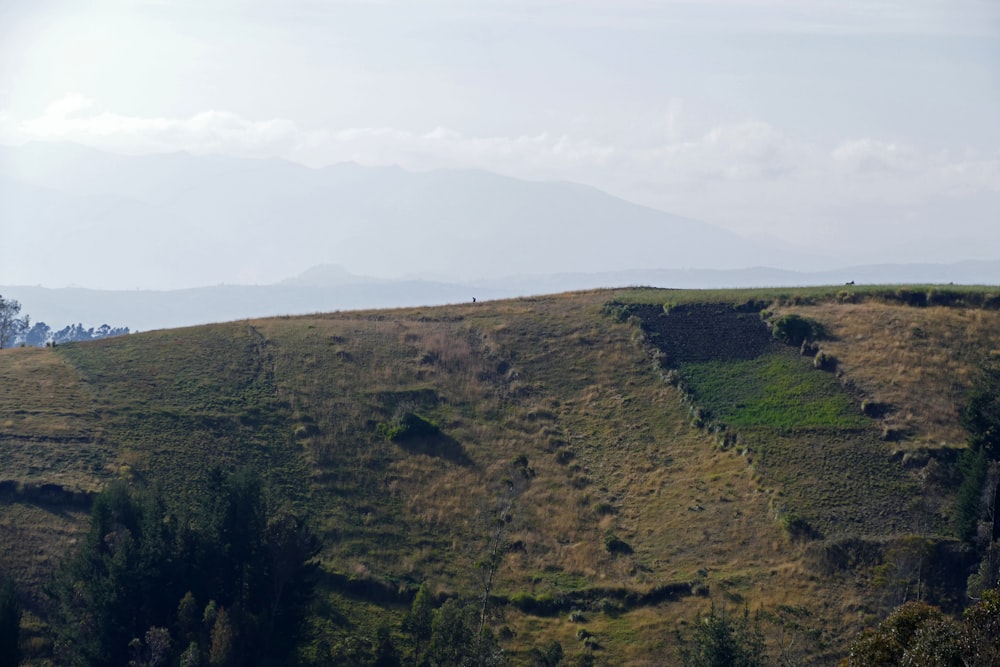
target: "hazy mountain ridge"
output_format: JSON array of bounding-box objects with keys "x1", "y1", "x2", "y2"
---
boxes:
[
  {"x1": 2, "y1": 141, "x2": 819, "y2": 289},
  {"x1": 4, "y1": 141, "x2": 996, "y2": 332}
]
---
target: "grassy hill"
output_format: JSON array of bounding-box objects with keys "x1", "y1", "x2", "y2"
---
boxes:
[{"x1": 2, "y1": 286, "x2": 999, "y2": 665}]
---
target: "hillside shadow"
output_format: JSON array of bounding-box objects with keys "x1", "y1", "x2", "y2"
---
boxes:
[{"x1": 396, "y1": 432, "x2": 474, "y2": 467}]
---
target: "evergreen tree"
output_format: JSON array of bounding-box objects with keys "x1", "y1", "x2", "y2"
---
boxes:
[
  {"x1": 403, "y1": 582, "x2": 435, "y2": 652},
  {"x1": 51, "y1": 471, "x2": 318, "y2": 666},
  {"x1": 428, "y1": 599, "x2": 474, "y2": 667},
  {"x1": 963, "y1": 359, "x2": 1000, "y2": 460},
  {"x1": 677, "y1": 603, "x2": 767, "y2": 667}
]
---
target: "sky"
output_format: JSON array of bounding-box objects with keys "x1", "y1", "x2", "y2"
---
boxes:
[{"x1": 1, "y1": 0, "x2": 999, "y2": 271}]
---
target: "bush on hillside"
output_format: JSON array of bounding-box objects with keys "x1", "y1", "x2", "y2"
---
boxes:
[
  {"x1": 771, "y1": 314, "x2": 826, "y2": 346},
  {"x1": 378, "y1": 412, "x2": 441, "y2": 441},
  {"x1": 813, "y1": 350, "x2": 836, "y2": 372},
  {"x1": 603, "y1": 534, "x2": 633, "y2": 556}
]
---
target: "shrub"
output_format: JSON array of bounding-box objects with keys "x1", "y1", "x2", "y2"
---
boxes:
[
  {"x1": 593, "y1": 502, "x2": 615, "y2": 516},
  {"x1": 602, "y1": 302, "x2": 633, "y2": 323},
  {"x1": 603, "y1": 534, "x2": 633, "y2": 556},
  {"x1": 529, "y1": 640, "x2": 565, "y2": 666},
  {"x1": 813, "y1": 350, "x2": 836, "y2": 372},
  {"x1": 378, "y1": 412, "x2": 441, "y2": 441},
  {"x1": 861, "y1": 400, "x2": 889, "y2": 418},
  {"x1": 837, "y1": 290, "x2": 858, "y2": 303},
  {"x1": 771, "y1": 314, "x2": 826, "y2": 346}
]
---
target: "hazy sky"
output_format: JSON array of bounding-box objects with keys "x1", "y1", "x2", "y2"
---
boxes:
[{"x1": 1, "y1": 0, "x2": 999, "y2": 255}]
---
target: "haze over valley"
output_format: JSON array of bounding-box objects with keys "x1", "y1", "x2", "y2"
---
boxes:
[{"x1": 2, "y1": 141, "x2": 999, "y2": 331}]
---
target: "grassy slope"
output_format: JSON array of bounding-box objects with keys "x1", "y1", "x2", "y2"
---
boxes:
[
  {"x1": 1, "y1": 286, "x2": 998, "y2": 664},
  {"x1": 773, "y1": 301, "x2": 1000, "y2": 447}
]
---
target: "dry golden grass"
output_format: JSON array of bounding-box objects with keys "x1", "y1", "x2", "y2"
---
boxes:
[
  {"x1": 774, "y1": 303, "x2": 1000, "y2": 447},
  {"x1": 0, "y1": 348, "x2": 97, "y2": 435},
  {"x1": 0, "y1": 347, "x2": 110, "y2": 491},
  {"x1": 256, "y1": 292, "x2": 872, "y2": 663},
  {"x1": 0, "y1": 502, "x2": 89, "y2": 612}
]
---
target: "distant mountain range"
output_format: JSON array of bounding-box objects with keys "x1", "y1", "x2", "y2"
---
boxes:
[
  {"x1": 2, "y1": 141, "x2": 998, "y2": 331},
  {"x1": 0, "y1": 141, "x2": 828, "y2": 290},
  {"x1": 4, "y1": 260, "x2": 1000, "y2": 332}
]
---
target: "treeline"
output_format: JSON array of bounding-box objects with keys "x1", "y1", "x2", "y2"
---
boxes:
[
  {"x1": 20, "y1": 321, "x2": 130, "y2": 347},
  {"x1": 3, "y1": 459, "x2": 549, "y2": 666},
  {"x1": 0, "y1": 294, "x2": 128, "y2": 348},
  {"x1": 48, "y1": 469, "x2": 318, "y2": 667},
  {"x1": 1, "y1": 471, "x2": 546, "y2": 667}
]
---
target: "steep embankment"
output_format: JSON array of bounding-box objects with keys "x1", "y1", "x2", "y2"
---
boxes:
[{"x1": 1, "y1": 286, "x2": 997, "y2": 664}]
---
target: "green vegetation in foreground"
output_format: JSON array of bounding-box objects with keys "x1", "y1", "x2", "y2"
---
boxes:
[
  {"x1": 680, "y1": 351, "x2": 866, "y2": 429},
  {"x1": 49, "y1": 471, "x2": 318, "y2": 667}
]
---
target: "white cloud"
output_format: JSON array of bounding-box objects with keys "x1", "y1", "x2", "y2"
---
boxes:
[
  {"x1": 635, "y1": 120, "x2": 812, "y2": 182},
  {"x1": 12, "y1": 94, "x2": 317, "y2": 158},
  {"x1": 829, "y1": 139, "x2": 1000, "y2": 200},
  {"x1": 4, "y1": 95, "x2": 998, "y2": 244},
  {"x1": 831, "y1": 139, "x2": 920, "y2": 172}
]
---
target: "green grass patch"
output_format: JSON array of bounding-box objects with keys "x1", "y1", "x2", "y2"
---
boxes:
[{"x1": 679, "y1": 351, "x2": 866, "y2": 429}]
